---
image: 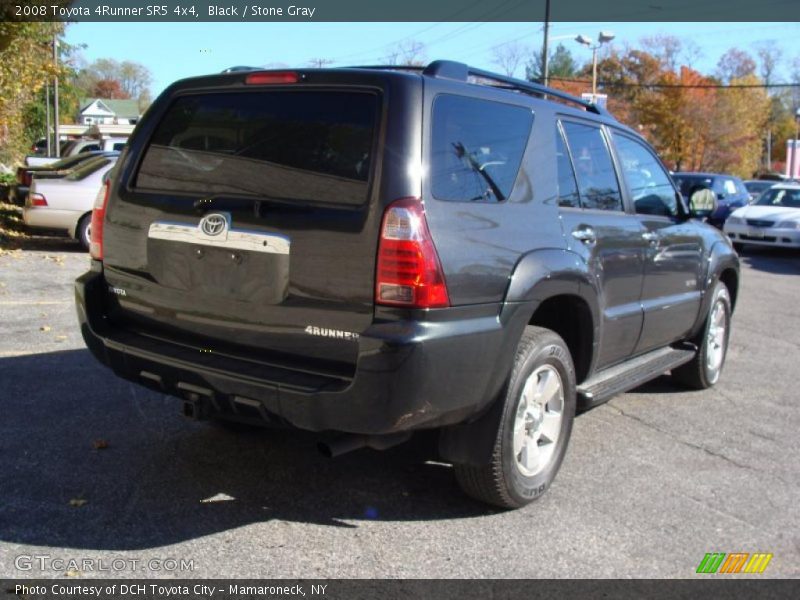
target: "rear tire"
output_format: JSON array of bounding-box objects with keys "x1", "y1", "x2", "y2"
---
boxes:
[
  {"x1": 672, "y1": 281, "x2": 731, "y2": 390},
  {"x1": 77, "y1": 214, "x2": 91, "y2": 251},
  {"x1": 454, "y1": 326, "x2": 576, "y2": 509}
]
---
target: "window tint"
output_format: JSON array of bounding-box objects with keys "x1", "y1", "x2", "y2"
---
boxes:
[
  {"x1": 613, "y1": 133, "x2": 678, "y2": 217},
  {"x1": 555, "y1": 126, "x2": 579, "y2": 208},
  {"x1": 561, "y1": 121, "x2": 622, "y2": 211},
  {"x1": 431, "y1": 95, "x2": 532, "y2": 202},
  {"x1": 136, "y1": 91, "x2": 379, "y2": 205}
]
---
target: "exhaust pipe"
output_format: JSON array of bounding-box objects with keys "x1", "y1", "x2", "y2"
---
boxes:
[{"x1": 318, "y1": 432, "x2": 412, "y2": 458}]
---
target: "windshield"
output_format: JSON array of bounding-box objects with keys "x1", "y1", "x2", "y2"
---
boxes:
[{"x1": 756, "y1": 187, "x2": 800, "y2": 208}]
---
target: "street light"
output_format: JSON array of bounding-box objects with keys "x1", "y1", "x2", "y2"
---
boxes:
[{"x1": 575, "y1": 31, "x2": 615, "y2": 99}]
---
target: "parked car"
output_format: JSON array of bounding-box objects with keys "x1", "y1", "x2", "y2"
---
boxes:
[
  {"x1": 23, "y1": 156, "x2": 117, "y2": 249},
  {"x1": 76, "y1": 61, "x2": 739, "y2": 508},
  {"x1": 10, "y1": 151, "x2": 119, "y2": 206},
  {"x1": 30, "y1": 138, "x2": 71, "y2": 156},
  {"x1": 25, "y1": 137, "x2": 127, "y2": 167},
  {"x1": 724, "y1": 183, "x2": 800, "y2": 250},
  {"x1": 671, "y1": 172, "x2": 750, "y2": 228},
  {"x1": 743, "y1": 179, "x2": 774, "y2": 203}
]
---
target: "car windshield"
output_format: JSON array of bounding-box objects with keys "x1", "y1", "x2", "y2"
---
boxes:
[{"x1": 756, "y1": 187, "x2": 800, "y2": 208}]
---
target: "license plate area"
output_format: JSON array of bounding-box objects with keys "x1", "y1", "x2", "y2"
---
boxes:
[{"x1": 147, "y1": 218, "x2": 290, "y2": 304}]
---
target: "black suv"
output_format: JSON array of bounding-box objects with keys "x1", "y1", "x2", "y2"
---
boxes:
[{"x1": 76, "y1": 61, "x2": 739, "y2": 508}]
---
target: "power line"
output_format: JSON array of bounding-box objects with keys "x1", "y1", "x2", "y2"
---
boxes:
[{"x1": 548, "y1": 76, "x2": 800, "y2": 89}]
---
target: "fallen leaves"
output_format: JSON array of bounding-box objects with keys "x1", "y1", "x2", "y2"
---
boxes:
[
  {"x1": 39, "y1": 325, "x2": 51, "y2": 332},
  {"x1": 92, "y1": 439, "x2": 109, "y2": 450},
  {"x1": 69, "y1": 498, "x2": 88, "y2": 508}
]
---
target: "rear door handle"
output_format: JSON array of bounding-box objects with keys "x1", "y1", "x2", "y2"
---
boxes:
[{"x1": 571, "y1": 227, "x2": 596, "y2": 244}]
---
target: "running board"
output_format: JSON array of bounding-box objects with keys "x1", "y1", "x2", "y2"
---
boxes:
[{"x1": 577, "y1": 346, "x2": 696, "y2": 408}]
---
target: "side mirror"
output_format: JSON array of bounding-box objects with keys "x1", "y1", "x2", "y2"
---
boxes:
[{"x1": 689, "y1": 188, "x2": 718, "y2": 219}]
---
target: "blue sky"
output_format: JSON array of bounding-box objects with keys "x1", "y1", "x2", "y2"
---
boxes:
[{"x1": 65, "y1": 21, "x2": 800, "y2": 96}]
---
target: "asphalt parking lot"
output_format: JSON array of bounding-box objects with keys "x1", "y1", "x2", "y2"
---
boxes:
[{"x1": 0, "y1": 233, "x2": 798, "y2": 579}]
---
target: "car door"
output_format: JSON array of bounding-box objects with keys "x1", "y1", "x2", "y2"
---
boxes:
[
  {"x1": 610, "y1": 131, "x2": 704, "y2": 354},
  {"x1": 556, "y1": 119, "x2": 647, "y2": 369}
]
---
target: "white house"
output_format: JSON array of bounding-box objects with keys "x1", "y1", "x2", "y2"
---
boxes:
[{"x1": 77, "y1": 99, "x2": 141, "y2": 126}]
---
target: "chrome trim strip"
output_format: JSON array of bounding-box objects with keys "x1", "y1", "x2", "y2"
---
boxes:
[{"x1": 148, "y1": 221, "x2": 290, "y2": 255}]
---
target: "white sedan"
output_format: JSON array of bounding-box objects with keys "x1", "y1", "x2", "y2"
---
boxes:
[
  {"x1": 23, "y1": 156, "x2": 117, "y2": 250},
  {"x1": 724, "y1": 183, "x2": 800, "y2": 250}
]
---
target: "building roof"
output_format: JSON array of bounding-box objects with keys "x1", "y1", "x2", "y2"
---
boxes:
[{"x1": 79, "y1": 98, "x2": 141, "y2": 118}]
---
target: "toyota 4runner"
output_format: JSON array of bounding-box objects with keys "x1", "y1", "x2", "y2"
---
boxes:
[{"x1": 75, "y1": 61, "x2": 739, "y2": 508}]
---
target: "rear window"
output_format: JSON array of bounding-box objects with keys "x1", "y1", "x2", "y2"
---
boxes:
[
  {"x1": 135, "y1": 91, "x2": 379, "y2": 205},
  {"x1": 430, "y1": 95, "x2": 532, "y2": 202},
  {"x1": 66, "y1": 157, "x2": 112, "y2": 181}
]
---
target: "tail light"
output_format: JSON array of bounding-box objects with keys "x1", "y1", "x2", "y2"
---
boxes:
[
  {"x1": 15, "y1": 167, "x2": 25, "y2": 185},
  {"x1": 375, "y1": 197, "x2": 450, "y2": 309},
  {"x1": 29, "y1": 193, "x2": 48, "y2": 207},
  {"x1": 245, "y1": 71, "x2": 300, "y2": 85},
  {"x1": 89, "y1": 180, "x2": 110, "y2": 260},
  {"x1": 23, "y1": 172, "x2": 33, "y2": 187}
]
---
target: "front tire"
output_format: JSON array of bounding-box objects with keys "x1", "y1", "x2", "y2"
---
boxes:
[
  {"x1": 454, "y1": 326, "x2": 576, "y2": 509},
  {"x1": 672, "y1": 281, "x2": 731, "y2": 389}
]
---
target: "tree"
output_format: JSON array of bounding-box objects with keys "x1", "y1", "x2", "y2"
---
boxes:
[
  {"x1": 0, "y1": 22, "x2": 65, "y2": 165},
  {"x1": 525, "y1": 43, "x2": 578, "y2": 83},
  {"x1": 491, "y1": 42, "x2": 528, "y2": 77},
  {"x1": 384, "y1": 40, "x2": 426, "y2": 66},
  {"x1": 716, "y1": 48, "x2": 756, "y2": 83},
  {"x1": 75, "y1": 58, "x2": 152, "y2": 107},
  {"x1": 92, "y1": 79, "x2": 128, "y2": 99}
]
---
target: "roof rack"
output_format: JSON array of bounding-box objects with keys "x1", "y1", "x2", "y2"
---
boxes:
[{"x1": 351, "y1": 60, "x2": 609, "y2": 117}]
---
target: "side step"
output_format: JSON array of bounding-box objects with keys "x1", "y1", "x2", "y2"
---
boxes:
[{"x1": 577, "y1": 346, "x2": 696, "y2": 408}]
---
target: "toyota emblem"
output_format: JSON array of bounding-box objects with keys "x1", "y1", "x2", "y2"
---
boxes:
[{"x1": 199, "y1": 213, "x2": 227, "y2": 236}]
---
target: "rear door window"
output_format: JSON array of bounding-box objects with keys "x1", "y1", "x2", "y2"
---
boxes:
[
  {"x1": 135, "y1": 91, "x2": 379, "y2": 205},
  {"x1": 561, "y1": 121, "x2": 623, "y2": 211},
  {"x1": 430, "y1": 95, "x2": 532, "y2": 202}
]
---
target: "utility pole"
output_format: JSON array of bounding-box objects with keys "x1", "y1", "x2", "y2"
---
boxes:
[
  {"x1": 53, "y1": 35, "x2": 60, "y2": 158},
  {"x1": 541, "y1": 0, "x2": 551, "y2": 86},
  {"x1": 45, "y1": 84, "x2": 51, "y2": 156}
]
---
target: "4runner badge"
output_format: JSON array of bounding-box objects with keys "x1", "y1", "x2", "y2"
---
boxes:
[{"x1": 305, "y1": 326, "x2": 360, "y2": 341}]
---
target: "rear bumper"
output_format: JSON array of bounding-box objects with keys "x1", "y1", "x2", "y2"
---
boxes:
[
  {"x1": 23, "y1": 206, "x2": 79, "y2": 234},
  {"x1": 76, "y1": 268, "x2": 521, "y2": 435}
]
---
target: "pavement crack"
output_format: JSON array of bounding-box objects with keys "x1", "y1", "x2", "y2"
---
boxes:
[{"x1": 606, "y1": 401, "x2": 763, "y2": 474}]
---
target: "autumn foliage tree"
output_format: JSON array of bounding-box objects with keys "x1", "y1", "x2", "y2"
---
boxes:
[{"x1": 92, "y1": 78, "x2": 129, "y2": 99}]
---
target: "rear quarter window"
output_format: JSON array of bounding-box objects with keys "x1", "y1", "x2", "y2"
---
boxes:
[
  {"x1": 135, "y1": 91, "x2": 379, "y2": 205},
  {"x1": 430, "y1": 95, "x2": 533, "y2": 202}
]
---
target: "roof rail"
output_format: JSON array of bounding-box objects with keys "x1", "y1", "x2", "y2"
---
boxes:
[{"x1": 352, "y1": 60, "x2": 609, "y2": 117}]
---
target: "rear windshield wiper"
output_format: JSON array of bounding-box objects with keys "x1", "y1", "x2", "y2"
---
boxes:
[{"x1": 452, "y1": 141, "x2": 505, "y2": 202}]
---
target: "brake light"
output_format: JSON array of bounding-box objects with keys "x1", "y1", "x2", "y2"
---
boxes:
[
  {"x1": 89, "y1": 180, "x2": 110, "y2": 260},
  {"x1": 245, "y1": 71, "x2": 300, "y2": 85},
  {"x1": 375, "y1": 197, "x2": 450, "y2": 308},
  {"x1": 24, "y1": 172, "x2": 33, "y2": 187},
  {"x1": 29, "y1": 193, "x2": 47, "y2": 207}
]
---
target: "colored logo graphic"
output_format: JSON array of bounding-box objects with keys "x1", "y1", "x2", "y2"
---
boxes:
[{"x1": 696, "y1": 552, "x2": 773, "y2": 574}]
